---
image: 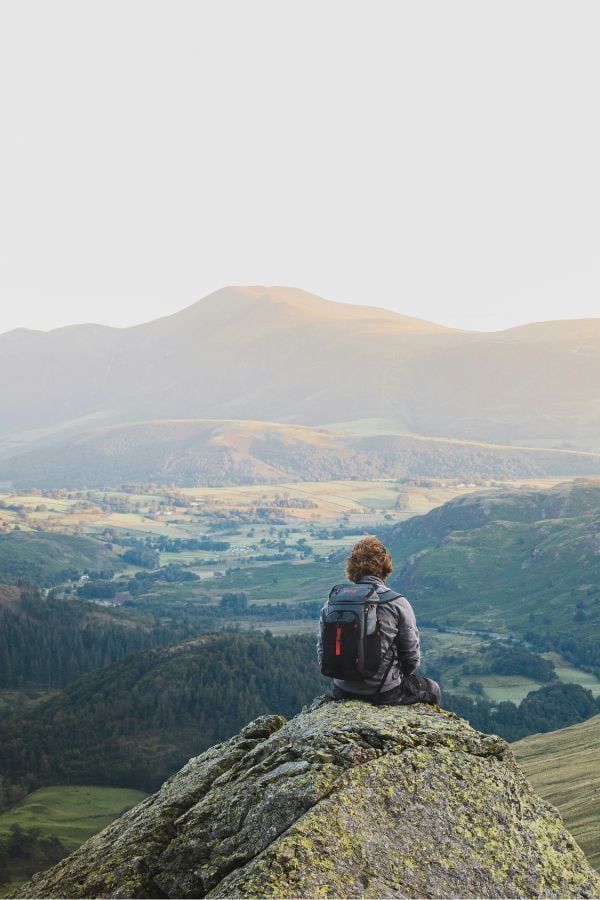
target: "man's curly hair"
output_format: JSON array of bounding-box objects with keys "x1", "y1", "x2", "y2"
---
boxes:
[{"x1": 346, "y1": 536, "x2": 393, "y2": 583}]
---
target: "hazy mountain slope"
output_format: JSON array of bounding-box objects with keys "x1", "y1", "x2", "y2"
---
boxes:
[
  {"x1": 384, "y1": 479, "x2": 600, "y2": 641},
  {"x1": 513, "y1": 715, "x2": 600, "y2": 869},
  {"x1": 0, "y1": 286, "x2": 598, "y2": 454},
  {"x1": 400, "y1": 318, "x2": 600, "y2": 444},
  {"x1": 2, "y1": 418, "x2": 600, "y2": 489},
  {"x1": 0, "y1": 287, "x2": 450, "y2": 441}
]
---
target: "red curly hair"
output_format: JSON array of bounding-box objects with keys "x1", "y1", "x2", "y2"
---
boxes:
[{"x1": 346, "y1": 536, "x2": 393, "y2": 583}]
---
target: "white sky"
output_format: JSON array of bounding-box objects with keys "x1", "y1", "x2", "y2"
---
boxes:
[{"x1": 1, "y1": 0, "x2": 599, "y2": 334}]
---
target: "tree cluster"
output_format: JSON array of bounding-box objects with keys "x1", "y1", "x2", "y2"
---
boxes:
[
  {"x1": 460, "y1": 642, "x2": 557, "y2": 683},
  {"x1": 444, "y1": 681, "x2": 600, "y2": 742},
  {"x1": 126, "y1": 565, "x2": 200, "y2": 596}
]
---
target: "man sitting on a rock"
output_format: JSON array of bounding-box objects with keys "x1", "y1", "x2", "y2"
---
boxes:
[{"x1": 318, "y1": 536, "x2": 440, "y2": 706}]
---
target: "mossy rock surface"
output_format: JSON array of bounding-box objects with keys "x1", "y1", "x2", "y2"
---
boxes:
[{"x1": 11, "y1": 697, "x2": 600, "y2": 899}]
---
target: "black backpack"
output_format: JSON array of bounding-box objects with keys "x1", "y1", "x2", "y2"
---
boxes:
[{"x1": 319, "y1": 582, "x2": 400, "y2": 686}]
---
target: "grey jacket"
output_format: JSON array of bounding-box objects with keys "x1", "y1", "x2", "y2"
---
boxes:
[{"x1": 317, "y1": 575, "x2": 421, "y2": 695}]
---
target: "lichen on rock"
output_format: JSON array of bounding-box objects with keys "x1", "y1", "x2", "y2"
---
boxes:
[{"x1": 11, "y1": 696, "x2": 600, "y2": 899}]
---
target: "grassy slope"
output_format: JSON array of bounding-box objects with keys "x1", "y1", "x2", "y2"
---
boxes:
[
  {"x1": 0, "y1": 786, "x2": 147, "y2": 850},
  {"x1": 386, "y1": 478, "x2": 600, "y2": 558},
  {"x1": 0, "y1": 531, "x2": 119, "y2": 586},
  {"x1": 0, "y1": 786, "x2": 147, "y2": 897},
  {"x1": 512, "y1": 715, "x2": 600, "y2": 870},
  {"x1": 214, "y1": 559, "x2": 333, "y2": 602},
  {"x1": 386, "y1": 479, "x2": 600, "y2": 638}
]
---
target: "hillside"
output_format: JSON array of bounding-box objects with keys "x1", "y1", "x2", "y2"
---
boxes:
[
  {"x1": 384, "y1": 480, "x2": 600, "y2": 652},
  {"x1": 1, "y1": 620, "x2": 598, "y2": 817},
  {"x1": 0, "y1": 585, "x2": 175, "y2": 693},
  {"x1": 2, "y1": 419, "x2": 600, "y2": 489},
  {"x1": 11, "y1": 699, "x2": 600, "y2": 899},
  {"x1": 513, "y1": 715, "x2": 600, "y2": 870},
  {"x1": 0, "y1": 785, "x2": 147, "y2": 894},
  {"x1": 0, "y1": 632, "x2": 325, "y2": 799},
  {"x1": 0, "y1": 530, "x2": 119, "y2": 585},
  {"x1": 0, "y1": 286, "x2": 599, "y2": 471},
  {"x1": 385, "y1": 477, "x2": 600, "y2": 558}
]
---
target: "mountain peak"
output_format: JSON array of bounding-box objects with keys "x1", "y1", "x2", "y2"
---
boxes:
[
  {"x1": 13, "y1": 698, "x2": 600, "y2": 899},
  {"x1": 173, "y1": 284, "x2": 456, "y2": 333}
]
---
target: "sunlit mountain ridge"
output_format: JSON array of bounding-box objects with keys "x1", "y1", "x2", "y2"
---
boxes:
[{"x1": 1, "y1": 286, "x2": 598, "y2": 485}]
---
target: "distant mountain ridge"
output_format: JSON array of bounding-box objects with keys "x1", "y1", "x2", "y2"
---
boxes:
[
  {"x1": 1, "y1": 286, "x2": 599, "y2": 473},
  {"x1": 3, "y1": 418, "x2": 600, "y2": 489}
]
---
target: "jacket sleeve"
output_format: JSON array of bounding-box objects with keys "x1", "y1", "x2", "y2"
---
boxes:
[{"x1": 394, "y1": 597, "x2": 420, "y2": 675}]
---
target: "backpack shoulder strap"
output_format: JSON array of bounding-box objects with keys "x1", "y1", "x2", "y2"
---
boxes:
[
  {"x1": 376, "y1": 588, "x2": 402, "y2": 603},
  {"x1": 374, "y1": 652, "x2": 397, "y2": 694}
]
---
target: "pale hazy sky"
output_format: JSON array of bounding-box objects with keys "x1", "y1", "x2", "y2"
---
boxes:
[{"x1": 1, "y1": 0, "x2": 599, "y2": 334}]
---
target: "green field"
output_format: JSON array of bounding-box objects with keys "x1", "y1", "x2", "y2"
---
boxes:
[
  {"x1": 233, "y1": 618, "x2": 316, "y2": 636},
  {"x1": 0, "y1": 785, "x2": 147, "y2": 850},
  {"x1": 421, "y1": 629, "x2": 600, "y2": 705},
  {"x1": 1, "y1": 479, "x2": 577, "y2": 615},
  {"x1": 513, "y1": 715, "x2": 600, "y2": 870},
  {"x1": 550, "y1": 662, "x2": 600, "y2": 698},
  {"x1": 1, "y1": 479, "x2": 546, "y2": 546},
  {"x1": 1, "y1": 481, "x2": 498, "y2": 601},
  {"x1": 475, "y1": 674, "x2": 546, "y2": 704},
  {"x1": 0, "y1": 785, "x2": 147, "y2": 896}
]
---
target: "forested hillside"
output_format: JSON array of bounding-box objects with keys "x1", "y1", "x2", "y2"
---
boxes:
[
  {"x1": 1, "y1": 627, "x2": 598, "y2": 819},
  {"x1": 0, "y1": 632, "x2": 326, "y2": 807},
  {"x1": 0, "y1": 586, "x2": 185, "y2": 690}
]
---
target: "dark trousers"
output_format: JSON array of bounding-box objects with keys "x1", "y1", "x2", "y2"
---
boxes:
[{"x1": 331, "y1": 673, "x2": 441, "y2": 707}]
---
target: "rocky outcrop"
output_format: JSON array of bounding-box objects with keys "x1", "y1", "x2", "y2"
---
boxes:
[{"x1": 12, "y1": 697, "x2": 600, "y2": 899}]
